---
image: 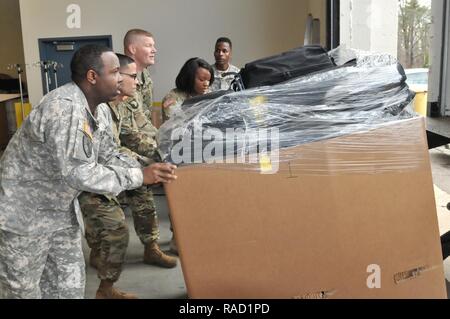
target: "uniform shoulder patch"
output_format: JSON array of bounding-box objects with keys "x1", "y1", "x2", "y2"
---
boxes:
[
  {"x1": 126, "y1": 99, "x2": 140, "y2": 111},
  {"x1": 82, "y1": 134, "x2": 93, "y2": 158}
]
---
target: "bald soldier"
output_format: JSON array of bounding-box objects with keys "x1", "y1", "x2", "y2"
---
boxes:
[
  {"x1": 0, "y1": 45, "x2": 177, "y2": 299},
  {"x1": 114, "y1": 29, "x2": 178, "y2": 269},
  {"x1": 123, "y1": 28, "x2": 158, "y2": 127}
]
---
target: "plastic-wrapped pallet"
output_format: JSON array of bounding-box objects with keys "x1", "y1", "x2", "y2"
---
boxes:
[
  {"x1": 158, "y1": 48, "x2": 416, "y2": 169},
  {"x1": 158, "y1": 49, "x2": 447, "y2": 299}
]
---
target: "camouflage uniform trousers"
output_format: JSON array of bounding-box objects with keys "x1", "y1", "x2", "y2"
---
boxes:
[
  {"x1": 0, "y1": 226, "x2": 85, "y2": 299},
  {"x1": 79, "y1": 186, "x2": 159, "y2": 282},
  {"x1": 124, "y1": 185, "x2": 159, "y2": 245},
  {"x1": 79, "y1": 192, "x2": 129, "y2": 283}
]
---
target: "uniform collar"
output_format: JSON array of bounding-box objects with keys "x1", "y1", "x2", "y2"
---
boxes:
[
  {"x1": 71, "y1": 82, "x2": 99, "y2": 128},
  {"x1": 107, "y1": 100, "x2": 121, "y2": 120},
  {"x1": 108, "y1": 100, "x2": 119, "y2": 108},
  {"x1": 137, "y1": 71, "x2": 144, "y2": 86},
  {"x1": 214, "y1": 63, "x2": 232, "y2": 73},
  {"x1": 137, "y1": 68, "x2": 152, "y2": 87}
]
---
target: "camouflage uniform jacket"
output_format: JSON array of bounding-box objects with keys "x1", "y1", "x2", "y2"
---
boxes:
[
  {"x1": 161, "y1": 89, "x2": 189, "y2": 122},
  {"x1": 0, "y1": 82, "x2": 143, "y2": 235},
  {"x1": 210, "y1": 63, "x2": 240, "y2": 91},
  {"x1": 118, "y1": 69, "x2": 160, "y2": 161},
  {"x1": 106, "y1": 101, "x2": 153, "y2": 165},
  {"x1": 132, "y1": 68, "x2": 154, "y2": 122},
  {"x1": 141, "y1": 68, "x2": 154, "y2": 121}
]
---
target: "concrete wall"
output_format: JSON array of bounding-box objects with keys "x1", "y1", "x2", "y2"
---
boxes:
[
  {"x1": 19, "y1": 0, "x2": 326, "y2": 105},
  {"x1": 0, "y1": 0, "x2": 27, "y2": 82},
  {"x1": 340, "y1": 0, "x2": 398, "y2": 56}
]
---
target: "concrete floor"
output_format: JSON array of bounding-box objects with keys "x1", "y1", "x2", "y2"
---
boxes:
[{"x1": 83, "y1": 191, "x2": 188, "y2": 299}]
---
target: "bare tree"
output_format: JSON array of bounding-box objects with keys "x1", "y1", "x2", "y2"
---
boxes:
[{"x1": 398, "y1": 0, "x2": 431, "y2": 68}]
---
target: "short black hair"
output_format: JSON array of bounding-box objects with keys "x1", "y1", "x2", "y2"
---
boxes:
[
  {"x1": 216, "y1": 37, "x2": 232, "y2": 49},
  {"x1": 175, "y1": 58, "x2": 215, "y2": 95},
  {"x1": 71, "y1": 44, "x2": 113, "y2": 84},
  {"x1": 116, "y1": 53, "x2": 135, "y2": 67}
]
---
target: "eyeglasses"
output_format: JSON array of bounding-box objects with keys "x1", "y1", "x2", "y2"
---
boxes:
[{"x1": 120, "y1": 72, "x2": 138, "y2": 80}]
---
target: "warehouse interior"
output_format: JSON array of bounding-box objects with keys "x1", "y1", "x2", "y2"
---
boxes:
[{"x1": 1, "y1": 0, "x2": 450, "y2": 300}]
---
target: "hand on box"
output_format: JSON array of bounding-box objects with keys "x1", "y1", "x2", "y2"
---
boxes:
[{"x1": 143, "y1": 163, "x2": 177, "y2": 185}]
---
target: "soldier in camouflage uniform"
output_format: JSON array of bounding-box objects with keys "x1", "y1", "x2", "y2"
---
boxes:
[
  {"x1": 210, "y1": 37, "x2": 240, "y2": 92},
  {"x1": 160, "y1": 58, "x2": 215, "y2": 254},
  {"x1": 0, "y1": 45, "x2": 177, "y2": 299},
  {"x1": 114, "y1": 29, "x2": 177, "y2": 268},
  {"x1": 123, "y1": 29, "x2": 158, "y2": 127},
  {"x1": 79, "y1": 54, "x2": 164, "y2": 299},
  {"x1": 161, "y1": 88, "x2": 189, "y2": 122},
  {"x1": 161, "y1": 57, "x2": 214, "y2": 122}
]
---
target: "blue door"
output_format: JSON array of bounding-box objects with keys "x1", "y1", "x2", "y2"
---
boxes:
[{"x1": 38, "y1": 36, "x2": 112, "y2": 94}]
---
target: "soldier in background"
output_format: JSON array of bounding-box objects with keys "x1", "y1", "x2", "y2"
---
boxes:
[
  {"x1": 0, "y1": 45, "x2": 177, "y2": 299},
  {"x1": 122, "y1": 29, "x2": 158, "y2": 128},
  {"x1": 161, "y1": 57, "x2": 214, "y2": 255},
  {"x1": 119, "y1": 29, "x2": 178, "y2": 269},
  {"x1": 210, "y1": 37, "x2": 240, "y2": 92},
  {"x1": 162, "y1": 57, "x2": 214, "y2": 121}
]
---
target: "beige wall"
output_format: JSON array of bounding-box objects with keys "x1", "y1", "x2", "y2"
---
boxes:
[
  {"x1": 19, "y1": 0, "x2": 327, "y2": 105},
  {"x1": 0, "y1": 0, "x2": 26, "y2": 83}
]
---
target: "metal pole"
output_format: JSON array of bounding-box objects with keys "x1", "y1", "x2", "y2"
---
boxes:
[
  {"x1": 43, "y1": 62, "x2": 50, "y2": 94},
  {"x1": 16, "y1": 64, "x2": 25, "y2": 121},
  {"x1": 52, "y1": 62, "x2": 59, "y2": 89},
  {"x1": 54, "y1": 69, "x2": 58, "y2": 88}
]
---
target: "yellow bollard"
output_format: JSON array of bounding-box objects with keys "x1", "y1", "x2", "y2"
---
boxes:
[
  {"x1": 413, "y1": 91, "x2": 428, "y2": 116},
  {"x1": 14, "y1": 102, "x2": 32, "y2": 128},
  {"x1": 408, "y1": 84, "x2": 428, "y2": 116}
]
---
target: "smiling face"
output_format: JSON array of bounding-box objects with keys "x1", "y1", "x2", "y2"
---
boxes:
[{"x1": 132, "y1": 35, "x2": 157, "y2": 68}]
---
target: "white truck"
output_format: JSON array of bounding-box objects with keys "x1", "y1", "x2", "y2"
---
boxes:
[
  {"x1": 417, "y1": 0, "x2": 450, "y2": 148},
  {"x1": 328, "y1": 0, "x2": 449, "y2": 148}
]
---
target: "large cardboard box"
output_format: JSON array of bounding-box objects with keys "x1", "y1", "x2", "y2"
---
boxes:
[{"x1": 165, "y1": 118, "x2": 447, "y2": 299}]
